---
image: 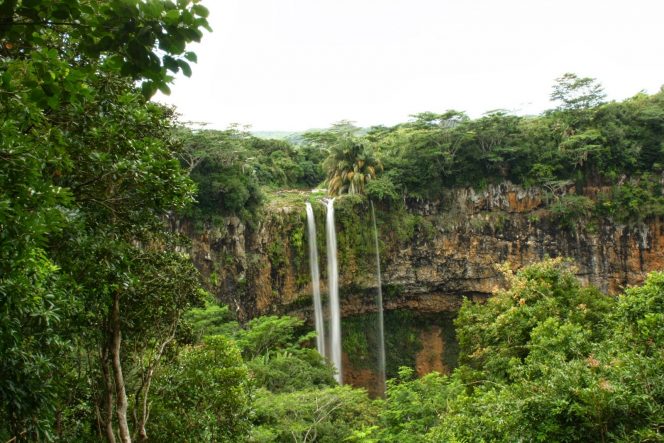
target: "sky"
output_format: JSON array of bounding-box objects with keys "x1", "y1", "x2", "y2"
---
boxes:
[{"x1": 156, "y1": 0, "x2": 664, "y2": 132}]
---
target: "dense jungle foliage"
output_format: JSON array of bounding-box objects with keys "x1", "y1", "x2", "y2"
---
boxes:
[
  {"x1": 137, "y1": 261, "x2": 664, "y2": 442},
  {"x1": 1, "y1": 0, "x2": 663, "y2": 441},
  {"x1": 181, "y1": 76, "x2": 664, "y2": 227}
]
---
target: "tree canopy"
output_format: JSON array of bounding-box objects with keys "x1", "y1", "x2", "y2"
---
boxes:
[{"x1": 1, "y1": 0, "x2": 210, "y2": 440}]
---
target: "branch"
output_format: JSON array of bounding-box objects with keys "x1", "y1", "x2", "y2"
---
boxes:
[
  {"x1": 303, "y1": 396, "x2": 342, "y2": 443},
  {"x1": 1, "y1": 20, "x2": 92, "y2": 28},
  {"x1": 135, "y1": 315, "x2": 180, "y2": 441}
]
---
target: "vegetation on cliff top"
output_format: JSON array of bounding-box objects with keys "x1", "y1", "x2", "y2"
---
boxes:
[{"x1": 181, "y1": 74, "x2": 664, "y2": 228}]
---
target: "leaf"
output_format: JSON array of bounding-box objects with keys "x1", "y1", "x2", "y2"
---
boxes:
[
  {"x1": 142, "y1": 0, "x2": 163, "y2": 17},
  {"x1": 192, "y1": 4, "x2": 209, "y2": 18},
  {"x1": 46, "y1": 94, "x2": 60, "y2": 110},
  {"x1": 163, "y1": 55, "x2": 179, "y2": 73},
  {"x1": 2, "y1": 71, "x2": 11, "y2": 89},
  {"x1": 52, "y1": 4, "x2": 72, "y2": 20},
  {"x1": 157, "y1": 82, "x2": 172, "y2": 95},
  {"x1": 178, "y1": 59, "x2": 192, "y2": 77},
  {"x1": 164, "y1": 9, "x2": 181, "y2": 25},
  {"x1": 141, "y1": 81, "x2": 157, "y2": 98}
]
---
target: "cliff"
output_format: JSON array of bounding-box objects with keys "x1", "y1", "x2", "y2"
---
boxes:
[
  {"x1": 180, "y1": 183, "x2": 664, "y2": 320},
  {"x1": 176, "y1": 184, "x2": 664, "y2": 391}
]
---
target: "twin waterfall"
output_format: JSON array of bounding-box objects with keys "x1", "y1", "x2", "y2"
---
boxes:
[
  {"x1": 305, "y1": 202, "x2": 325, "y2": 357},
  {"x1": 305, "y1": 199, "x2": 386, "y2": 392}
]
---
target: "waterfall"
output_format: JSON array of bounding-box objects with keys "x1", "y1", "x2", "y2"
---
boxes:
[
  {"x1": 325, "y1": 198, "x2": 342, "y2": 384},
  {"x1": 370, "y1": 201, "x2": 386, "y2": 395},
  {"x1": 305, "y1": 202, "x2": 326, "y2": 357}
]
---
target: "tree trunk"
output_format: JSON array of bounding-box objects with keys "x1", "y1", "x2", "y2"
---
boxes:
[
  {"x1": 136, "y1": 376, "x2": 151, "y2": 442},
  {"x1": 111, "y1": 292, "x2": 132, "y2": 443},
  {"x1": 136, "y1": 316, "x2": 179, "y2": 441},
  {"x1": 101, "y1": 347, "x2": 117, "y2": 443}
]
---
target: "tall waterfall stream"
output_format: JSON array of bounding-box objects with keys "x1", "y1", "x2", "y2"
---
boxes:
[
  {"x1": 305, "y1": 202, "x2": 326, "y2": 357},
  {"x1": 371, "y1": 201, "x2": 386, "y2": 396},
  {"x1": 325, "y1": 198, "x2": 342, "y2": 384}
]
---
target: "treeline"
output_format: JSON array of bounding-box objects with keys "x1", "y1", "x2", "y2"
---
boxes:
[
  {"x1": 371, "y1": 78, "x2": 664, "y2": 197},
  {"x1": 367, "y1": 77, "x2": 664, "y2": 225},
  {"x1": 176, "y1": 126, "x2": 325, "y2": 221},
  {"x1": 183, "y1": 77, "x2": 664, "y2": 225}
]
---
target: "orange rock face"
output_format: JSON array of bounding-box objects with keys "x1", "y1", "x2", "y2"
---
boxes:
[
  {"x1": 181, "y1": 183, "x2": 664, "y2": 391},
  {"x1": 415, "y1": 326, "x2": 448, "y2": 376},
  {"x1": 341, "y1": 352, "x2": 383, "y2": 398},
  {"x1": 182, "y1": 183, "x2": 664, "y2": 321}
]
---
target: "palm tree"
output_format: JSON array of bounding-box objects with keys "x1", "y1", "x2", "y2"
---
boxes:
[{"x1": 323, "y1": 136, "x2": 383, "y2": 196}]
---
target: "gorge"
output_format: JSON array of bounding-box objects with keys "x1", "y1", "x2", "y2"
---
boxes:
[
  {"x1": 179, "y1": 181, "x2": 664, "y2": 393},
  {"x1": 5, "y1": 2, "x2": 664, "y2": 438}
]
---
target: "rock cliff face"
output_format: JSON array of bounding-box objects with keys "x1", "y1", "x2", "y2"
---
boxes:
[
  {"x1": 179, "y1": 184, "x2": 664, "y2": 389},
  {"x1": 182, "y1": 184, "x2": 664, "y2": 320}
]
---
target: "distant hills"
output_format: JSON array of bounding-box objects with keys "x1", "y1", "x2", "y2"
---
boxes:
[
  {"x1": 251, "y1": 131, "x2": 308, "y2": 144},
  {"x1": 252, "y1": 126, "x2": 370, "y2": 143},
  {"x1": 251, "y1": 131, "x2": 301, "y2": 140}
]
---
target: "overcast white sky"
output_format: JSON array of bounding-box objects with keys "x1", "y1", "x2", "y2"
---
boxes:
[{"x1": 156, "y1": 0, "x2": 664, "y2": 131}]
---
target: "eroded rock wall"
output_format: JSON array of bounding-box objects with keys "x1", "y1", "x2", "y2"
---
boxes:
[{"x1": 181, "y1": 184, "x2": 664, "y2": 320}]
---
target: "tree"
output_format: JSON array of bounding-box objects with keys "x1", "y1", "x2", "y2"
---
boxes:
[
  {"x1": 462, "y1": 111, "x2": 524, "y2": 180},
  {"x1": 323, "y1": 136, "x2": 383, "y2": 196},
  {"x1": 44, "y1": 77, "x2": 204, "y2": 443},
  {"x1": 250, "y1": 386, "x2": 376, "y2": 442},
  {"x1": 370, "y1": 367, "x2": 463, "y2": 443},
  {"x1": 183, "y1": 311, "x2": 343, "y2": 441},
  {"x1": 455, "y1": 259, "x2": 614, "y2": 384},
  {"x1": 551, "y1": 73, "x2": 606, "y2": 112},
  {"x1": 234, "y1": 316, "x2": 336, "y2": 393},
  {"x1": 368, "y1": 110, "x2": 475, "y2": 196},
  {"x1": 175, "y1": 126, "x2": 254, "y2": 174},
  {"x1": 427, "y1": 262, "x2": 663, "y2": 442},
  {"x1": 0, "y1": 0, "x2": 211, "y2": 97},
  {"x1": 148, "y1": 335, "x2": 251, "y2": 442},
  {"x1": 0, "y1": 1, "x2": 210, "y2": 440}
]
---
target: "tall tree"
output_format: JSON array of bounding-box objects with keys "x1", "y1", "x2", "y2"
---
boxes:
[
  {"x1": 551, "y1": 73, "x2": 606, "y2": 112},
  {"x1": 0, "y1": 1, "x2": 210, "y2": 440},
  {"x1": 323, "y1": 135, "x2": 383, "y2": 196}
]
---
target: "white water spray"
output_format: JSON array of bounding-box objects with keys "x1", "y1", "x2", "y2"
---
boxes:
[
  {"x1": 305, "y1": 202, "x2": 326, "y2": 357},
  {"x1": 325, "y1": 198, "x2": 342, "y2": 384},
  {"x1": 370, "y1": 201, "x2": 386, "y2": 395}
]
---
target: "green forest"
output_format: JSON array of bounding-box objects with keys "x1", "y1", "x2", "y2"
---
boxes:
[{"x1": 1, "y1": 1, "x2": 663, "y2": 442}]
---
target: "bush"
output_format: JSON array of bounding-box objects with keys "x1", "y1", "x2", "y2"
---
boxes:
[
  {"x1": 596, "y1": 177, "x2": 664, "y2": 223},
  {"x1": 149, "y1": 336, "x2": 250, "y2": 442},
  {"x1": 549, "y1": 194, "x2": 595, "y2": 229},
  {"x1": 366, "y1": 176, "x2": 400, "y2": 203},
  {"x1": 250, "y1": 386, "x2": 377, "y2": 442}
]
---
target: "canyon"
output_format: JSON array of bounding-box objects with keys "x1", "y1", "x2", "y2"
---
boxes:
[{"x1": 175, "y1": 182, "x2": 664, "y2": 391}]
